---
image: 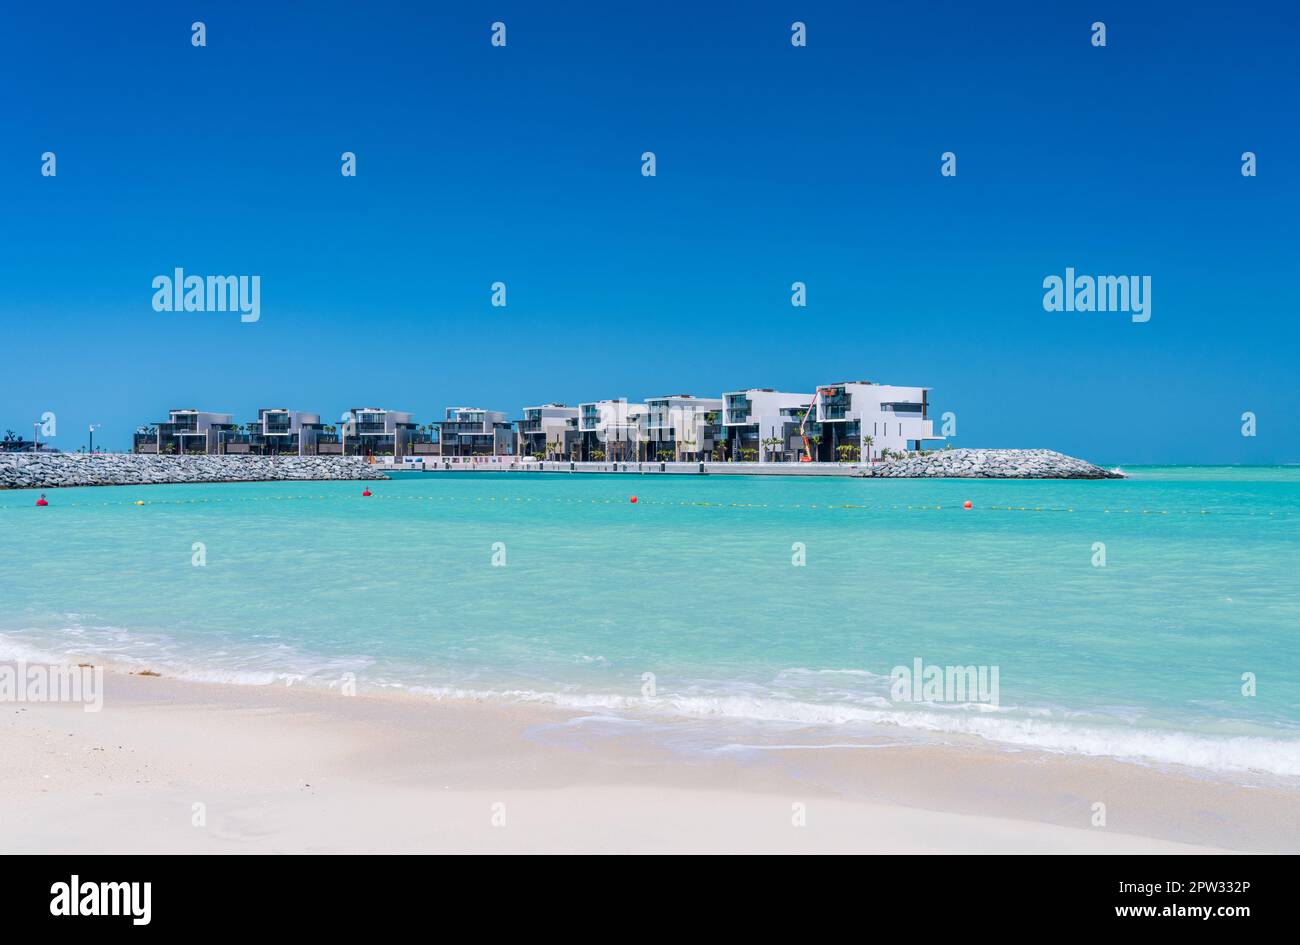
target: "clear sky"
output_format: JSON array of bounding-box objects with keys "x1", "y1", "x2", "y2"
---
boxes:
[{"x1": 2, "y1": 1, "x2": 1296, "y2": 462}]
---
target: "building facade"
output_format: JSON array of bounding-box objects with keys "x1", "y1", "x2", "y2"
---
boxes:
[
  {"x1": 341, "y1": 407, "x2": 417, "y2": 458},
  {"x1": 721, "y1": 389, "x2": 814, "y2": 462},
  {"x1": 643, "y1": 395, "x2": 723, "y2": 461},
  {"x1": 437, "y1": 407, "x2": 513, "y2": 457},
  {"x1": 220, "y1": 409, "x2": 324, "y2": 456},
  {"x1": 577, "y1": 399, "x2": 648, "y2": 462},
  {"x1": 128, "y1": 378, "x2": 939, "y2": 463},
  {"x1": 134, "y1": 409, "x2": 234, "y2": 455},
  {"x1": 517, "y1": 404, "x2": 580, "y2": 459},
  {"x1": 811, "y1": 381, "x2": 937, "y2": 461}
]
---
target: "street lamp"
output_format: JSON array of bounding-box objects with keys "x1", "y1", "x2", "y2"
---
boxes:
[{"x1": 88, "y1": 424, "x2": 101, "y2": 453}]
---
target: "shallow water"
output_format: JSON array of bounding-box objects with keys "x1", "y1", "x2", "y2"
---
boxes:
[{"x1": 2, "y1": 466, "x2": 1298, "y2": 777}]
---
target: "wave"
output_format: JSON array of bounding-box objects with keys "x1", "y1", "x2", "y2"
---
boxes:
[
  {"x1": 396, "y1": 684, "x2": 1300, "y2": 778},
  {"x1": 4, "y1": 629, "x2": 1300, "y2": 779}
]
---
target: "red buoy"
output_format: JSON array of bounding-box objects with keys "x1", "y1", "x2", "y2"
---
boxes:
[
  {"x1": 963, "y1": 500, "x2": 972, "y2": 510},
  {"x1": 629, "y1": 496, "x2": 638, "y2": 504},
  {"x1": 36, "y1": 495, "x2": 49, "y2": 507},
  {"x1": 362, "y1": 489, "x2": 372, "y2": 497}
]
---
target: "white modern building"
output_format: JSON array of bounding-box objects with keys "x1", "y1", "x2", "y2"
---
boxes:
[
  {"x1": 341, "y1": 407, "x2": 417, "y2": 458},
  {"x1": 577, "y1": 399, "x2": 648, "y2": 462},
  {"x1": 135, "y1": 409, "x2": 234, "y2": 454},
  {"x1": 517, "y1": 404, "x2": 580, "y2": 459},
  {"x1": 812, "y1": 381, "x2": 938, "y2": 461},
  {"x1": 240, "y1": 408, "x2": 323, "y2": 456},
  {"x1": 438, "y1": 407, "x2": 513, "y2": 456},
  {"x1": 643, "y1": 394, "x2": 723, "y2": 461},
  {"x1": 722, "y1": 389, "x2": 814, "y2": 462}
]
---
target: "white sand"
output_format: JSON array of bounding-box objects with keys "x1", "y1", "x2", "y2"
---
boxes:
[{"x1": 3, "y1": 667, "x2": 1295, "y2": 854}]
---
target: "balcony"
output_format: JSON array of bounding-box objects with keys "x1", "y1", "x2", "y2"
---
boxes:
[{"x1": 442, "y1": 422, "x2": 488, "y2": 435}]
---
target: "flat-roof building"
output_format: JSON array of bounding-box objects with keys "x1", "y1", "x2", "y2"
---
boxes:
[
  {"x1": 721, "y1": 389, "x2": 814, "y2": 462},
  {"x1": 438, "y1": 407, "x2": 513, "y2": 457},
  {"x1": 341, "y1": 407, "x2": 417, "y2": 458},
  {"x1": 517, "y1": 404, "x2": 580, "y2": 460},
  {"x1": 643, "y1": 394, "x2": 724, "y2": 461},
  {"x1": 134, "y1": 409, "x2": 234, "y2": 455},
  {"x1": 812, "y1": 381, "x2": 939, "y2": 461}
]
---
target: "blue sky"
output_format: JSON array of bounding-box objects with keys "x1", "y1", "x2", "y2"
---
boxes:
[{"x1": 2, "y1": 1, "x2": 1296, "y2": 462}]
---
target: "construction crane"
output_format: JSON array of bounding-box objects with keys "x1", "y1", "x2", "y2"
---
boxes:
[{"x1": 798, "y1": 387, "x2": 836, "y2": 462}]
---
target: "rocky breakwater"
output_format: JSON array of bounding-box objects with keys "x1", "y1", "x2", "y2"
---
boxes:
[
  {"x1": 0, "y1": 453, "x2": 390, "y2": 489},
  {"x1": 858, "y1": 449, "x2": 1123, "y2": 479}
]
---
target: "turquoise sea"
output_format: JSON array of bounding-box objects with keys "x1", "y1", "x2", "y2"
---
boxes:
[{"x1": 2, "y1": 467, "x2": 1298, "y2": 778}]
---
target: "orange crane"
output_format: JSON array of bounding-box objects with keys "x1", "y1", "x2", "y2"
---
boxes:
[{"x1": 798, "y1": 387, "x2": 835, "y2": 462}]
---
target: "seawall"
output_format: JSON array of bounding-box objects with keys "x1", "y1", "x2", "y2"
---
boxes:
[{"x1": 0, "y1": 454, "x2": 390, "y2": 490}]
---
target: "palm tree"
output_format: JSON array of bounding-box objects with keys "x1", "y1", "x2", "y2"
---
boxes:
[
  {"x1": 808, "y1": 434, "x2": 822, "y2": 462},
  {"x1": 761, "y1": 435, "x2": 782, "y2": 463},
  {"x1": 546, "y1": 437, "x2": 562, "y2": 460},
  {"x1": 862, "y1": 435, "x2": 874, "y2": 463}
]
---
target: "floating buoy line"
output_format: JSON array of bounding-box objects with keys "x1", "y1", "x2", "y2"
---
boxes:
[{"x1": 0, "y1": 489, "x2": 1287, "y2": 519}]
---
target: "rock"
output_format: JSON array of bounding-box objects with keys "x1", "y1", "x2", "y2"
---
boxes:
[
  {"x1": 856, "y1": 449, "x2": 1122, "y2": 480},
  {"x1": 0, "y1": 454, "x2": 390, "y2": 490}
]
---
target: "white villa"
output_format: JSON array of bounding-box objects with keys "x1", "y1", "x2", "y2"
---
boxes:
[
  {"x1": 722, "y1": 389, "x2": 813, "y2": 462},
  {"x1": 134, "y1": 409, "x2": 234, "y2": 455},
  {"x1": 577, "y1": 399, "x2": 648, "y2": 462},
  {"x1": 643, "y1": 394, "x2": 723, "y2": 461},
  {"x1": 247, "y1": 408, "x2": 323, "y2": 456},
  {"x1": 341, "y1": 407, "x2": 417, "y2": 458},
  {"x1": 517, "y1": 404, "x2": 579, "y2": 459},
  {"x1": 811, "y1": 381, "x2": 937, "y2": 461},
  {"x1": 437, "y1": 407, "x2": 513, "y2": 457}
]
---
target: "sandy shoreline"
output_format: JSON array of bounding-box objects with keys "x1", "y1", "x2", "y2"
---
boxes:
[{"x1": 3, "y1": 665, "x2": 1297, "y2": 853}]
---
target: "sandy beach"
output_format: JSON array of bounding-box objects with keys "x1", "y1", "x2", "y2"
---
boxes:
[{"x1": 3, "y1": 665, "x2": 1296, "y2": 854}]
